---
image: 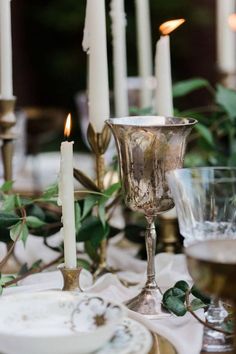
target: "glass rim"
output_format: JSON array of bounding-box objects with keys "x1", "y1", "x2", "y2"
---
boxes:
[
  {"x1": 106, "y1": 116, "x2": 197, "y2": 128},
  {"x1": 185, "y1": 239, "x2": 236, "y2": 264}
]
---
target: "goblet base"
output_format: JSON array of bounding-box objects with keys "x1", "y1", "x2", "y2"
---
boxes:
[{"x1": 125, "y1": 287, "x2": 168, "y2": 319}]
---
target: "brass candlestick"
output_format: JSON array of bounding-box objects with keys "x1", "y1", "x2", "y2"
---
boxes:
[
  {"x1": 58, "y1": 264, "x2": 82, "y2": 291},
  {"x1": 0, "y1": 97, "x2": 17, "y2": 181},
  {"x1": 157, "y1": 212, "x2": 183, "y2": 254},
  {"x1": 87, "y1": 123, "x2": 111, "y2": 278}
]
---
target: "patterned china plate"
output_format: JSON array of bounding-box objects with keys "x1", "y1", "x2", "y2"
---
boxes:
[
  {"x1": 0, "y1": 291, "x2": 125, "y2": 354},
  {"x1": 95, "y1": 317, "x2": 152, "y2": 354}
]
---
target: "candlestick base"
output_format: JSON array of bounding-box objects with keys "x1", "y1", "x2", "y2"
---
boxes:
[
  {"x1": 58, "y1": 264, "x2": 82, "y2": 292},
  {"x1": 0, "y1": 97, "x2": 17, "y2": 181}
]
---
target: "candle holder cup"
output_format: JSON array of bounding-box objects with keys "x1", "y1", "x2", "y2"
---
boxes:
[
  {"x1": 58, "y1": 264, "x2": 82, "y2": 292},
  {"x1": 0, "y1": 97, "x2": 17, "y2": 181},
  {"x1": 106, "y1": 116, "x2": 197, "y2": 317}
]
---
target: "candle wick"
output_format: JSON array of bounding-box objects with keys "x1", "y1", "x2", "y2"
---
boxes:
[{"x1": 64, "y1": 136, "x2": 69, "y2": 142}]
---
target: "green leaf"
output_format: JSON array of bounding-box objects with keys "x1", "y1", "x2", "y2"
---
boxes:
[
  {"x1": 15, "y1": 194, "x2": 22, "y2": 208},
  {"x1": 190, "y1": 298, "x2": 207, "y2": 311},
  {"x1": 30, "y1": 259, "x2": 42, "y2": 270},
  {"x1": 84, "y1": 240, "x2": 99, "y2": 263},
  {"x1": 216, "y1": 84, "x2": 236, "y2": 120},
  {"x1": 0, "y1": 180, "x2": 14, "y2": 193},
  {"x1": 163, "y1": 287, "x2": 186, "y2": 303},
  {"x1": 163, "y1": 296, "x2": 187, "y2": 316},
  {"x1": 0, "y1": 212, "x2": 20, "y2": 229},
  {"x1": 82, "y1": 195, "x2": 99, "y2": 220},
  {"x1": 42, "y1": 183, "x2": 58, "y2": 199},
  {"x1": 77, "y1": 216, "x2": 109, "y2": 249},
  {"x1": 91, "y1": 223, "x2": 109, "y2": 249},
  {"x1": 0, "y1": 275, "x2": 15, "y2": 285},
  {"x1": 26, "y1": 204, "x2": 46, "y2": 221},
  {"x1": 98, "y1": 203, "x2": 106, "y2": 228},
  {"x1": 195, "y1": 123, "x2": 214, "y2": 146},
  {"x1": 26, "y1": 216, "x2": 46, "y2": 228},
  {"x1": 2, "y1": 195, "x2": 16, "y2": 212},
  {"x1": 18, "y1": 263, "x2": 29, "y2": 275},
  {"x1": 173, "y1": 78, "x2": 209, "y2": 98},
  {"x1": 174, "y1": 280, "x2": 190, "y2": 293},
  {"x1": 191, "y1": 285, "x2": 211, "y2": 304},
  {"x1": 97, "y1": 182, "x2": 121, "y2": 208},
  {"x1": 104, "y1": 182, "x2": 121, "y2": 197},
  {"x1": 9, "y1": 222, "x2": 23, "y2": 241},
  {"x1": 184, "y1": 152, "x2": 208, "y2": 168},
  {"x1": 77, "y1": 258, "x2": 91, "y2": 271},
  {"x1": 74, "y1": 202, "x2": 81, "y2": 234},
  {"x1": 21, "y1": 224, "x2": 29, "y2": 245},
  {"x1": 9, "y1": 222, "x2": 29, "y2": 245}
]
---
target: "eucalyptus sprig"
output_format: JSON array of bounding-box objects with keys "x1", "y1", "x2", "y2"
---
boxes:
[
  {"x1": 75, "y1": 181, "x2": 121, "y2": 265},
  {"x1": 162, "y1": 280, "x2": 233, "y2": 336},
  {"x1": 0, "y1": 176, "x2": 122, "y2": 272},
  {"x1": 0, "y1": 181, "x2": 61, "y2": 249}
]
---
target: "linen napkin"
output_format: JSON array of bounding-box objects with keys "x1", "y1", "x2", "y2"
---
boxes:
[{"x1": 3, "y1": 252, "x2": 203, "y2": 354}]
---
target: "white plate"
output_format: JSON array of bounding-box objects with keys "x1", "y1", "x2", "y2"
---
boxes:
[
  {"x1": 96, "y1": 317, "x2": 153, "y2": 354},
  {"x1": 0, "y1": 291, "x2": 125, "y2": 354}
]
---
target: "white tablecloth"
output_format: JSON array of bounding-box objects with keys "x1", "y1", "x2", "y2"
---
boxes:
[{"x1": 2, "y1": 234, "x2": 204, "y2": 354}]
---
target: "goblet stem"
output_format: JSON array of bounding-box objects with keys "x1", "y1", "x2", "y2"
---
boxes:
[
  {"x1": 145, "y1": 217, "x2": 158, "y2": 291},
  {"x1": 125, "y1": 215, "x2": 162, "y2": 317}
]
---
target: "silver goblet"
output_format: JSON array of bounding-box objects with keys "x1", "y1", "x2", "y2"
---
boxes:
[{"x1": 106, "y1": 116, "x2": 197, "y2": 317}]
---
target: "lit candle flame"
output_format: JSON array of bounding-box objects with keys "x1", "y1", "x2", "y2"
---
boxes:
[
  {"x1": 159, "y1": 19, "x2": 185, "y2": 36},
  {"x1": 64, "y1": 113, "x2": 72, "y2": 138},
  {"x1": 228, "y1": 14, "x2": 236, "y2": 31}
]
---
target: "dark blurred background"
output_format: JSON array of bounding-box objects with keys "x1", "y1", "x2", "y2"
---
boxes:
[
  {"x1": 12, "y1": 0, "x2": 216, "y2": 108},
  {"x1": 11, "y1": 0, "x2": 216, "y2": 150}
]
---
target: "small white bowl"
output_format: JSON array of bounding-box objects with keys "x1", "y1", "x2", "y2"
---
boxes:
[{"x1": 0, "y1": 291, "x2": 125, "y2": 354}]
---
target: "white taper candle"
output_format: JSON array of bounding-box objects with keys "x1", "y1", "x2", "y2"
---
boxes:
[
  {"x1": 155, "y1": 35, "x2": 173, "y2": 116},
  {"x1": 83, "y1": 0, "x2": 110, "y2": 132},
  {"x1": 135, "y1": 0, "x2": 153, "y2": 108},
  {"x1": 0, "y1": 0, "x2": 13, "y2": 98},
  {"x1": 110, "y1": 0, "x2": 129, "y2": 118},
  {"x1": 58, "y1": 114, "x2": 77, "y2": 269},
  {"x1": 216, "y1": 0, "x2": 236, "y2": 74},
  {"x1": 155, "y1": 19, "x2": 185, "y2": 117}
]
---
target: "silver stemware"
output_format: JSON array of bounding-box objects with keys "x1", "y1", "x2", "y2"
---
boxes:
[
  {"x1": 106, "y1": 116, "x2": 196, "y2": 317},
  {"x1": 167, "y1": 167, "x2": 236, "y2": 351}
]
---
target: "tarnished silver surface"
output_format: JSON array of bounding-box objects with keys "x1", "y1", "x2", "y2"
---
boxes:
[
  {"x1": 106, "y1": 116, "x2": 196, "y2": 216},
  {"x1": 106, "y1": 116, "x2": 197, "y2": 317}
]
